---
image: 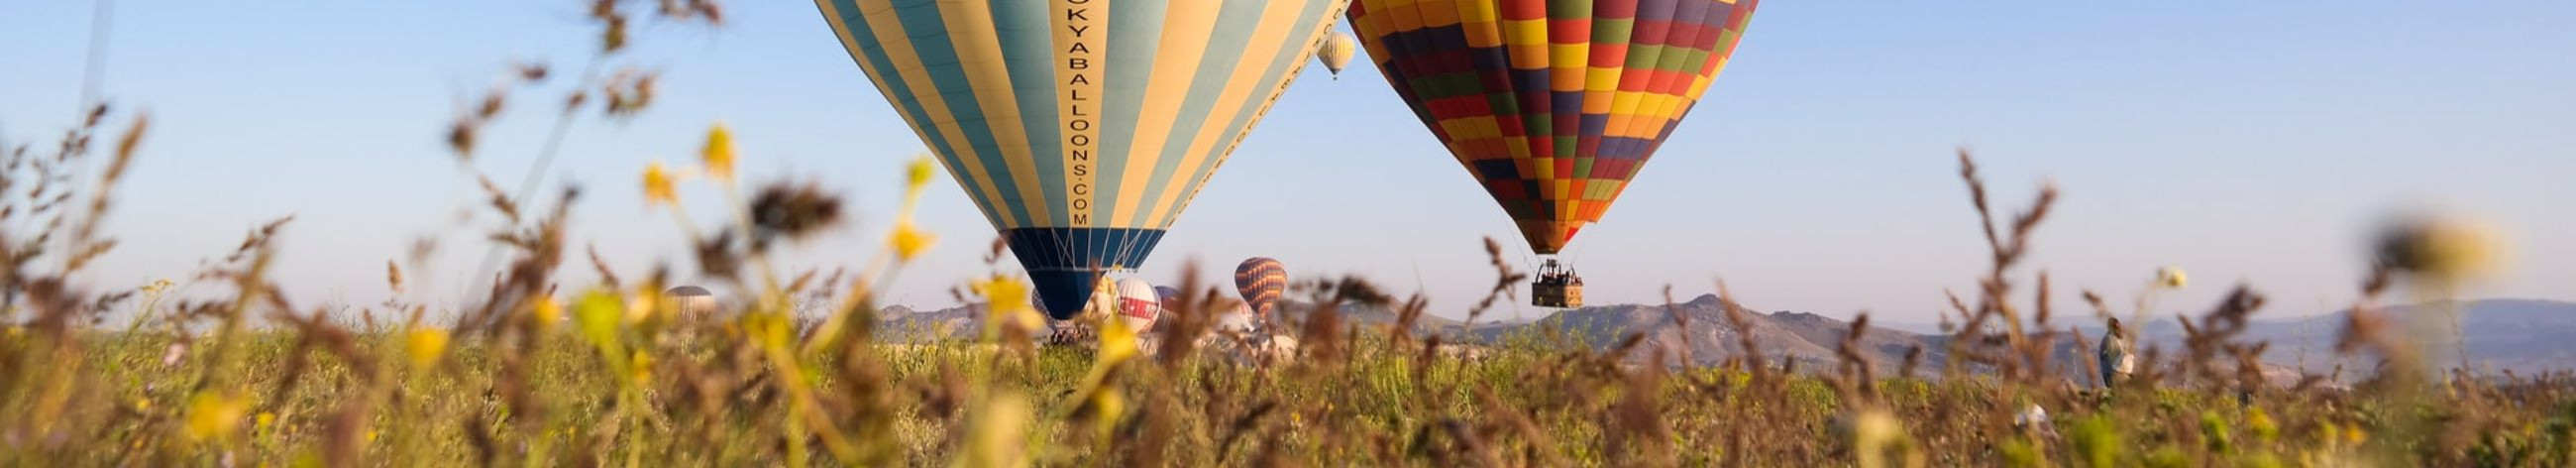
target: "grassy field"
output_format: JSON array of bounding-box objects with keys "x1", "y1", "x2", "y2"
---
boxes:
[{"x1": 6, "y1": 3, "x2": 2573, "y2": 466}]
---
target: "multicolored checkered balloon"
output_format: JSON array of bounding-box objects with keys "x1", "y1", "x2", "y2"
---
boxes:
[{"x1": 1347, "y1": 0, "x2": 1759, "y2": 254}]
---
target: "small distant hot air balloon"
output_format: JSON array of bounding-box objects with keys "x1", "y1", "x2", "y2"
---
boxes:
[
  {"x1": 1234, "y1": 258, "x2": 1286, "y2": 319},
  {"x1": 813, "y1": 0, "x2": 1353, "y2": 321},
  {"x1": 1316, "y1": 31, "x2": 1357, "y2": 79},
  {"x1": 666, "y1": 286, "x2": 718, "y2": 319},
  {"x1": 1345, "y1": 0, "x2": 1762, "y2": 307},
  {"x1": 1154, "y1": 285, "x2": 1184, "y2": 311},
  {"x1": 1115, "y1": 278, "x2": 1162, "y2": 332}
]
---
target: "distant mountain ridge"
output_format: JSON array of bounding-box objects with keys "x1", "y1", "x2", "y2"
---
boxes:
[{"x1": 870, "y1": 296, "x2": 2576, "y2": 373}]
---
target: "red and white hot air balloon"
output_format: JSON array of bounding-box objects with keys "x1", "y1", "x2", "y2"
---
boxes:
[{"x1": 1115, "y1": 278, "x2": 1162, "y2": 332}]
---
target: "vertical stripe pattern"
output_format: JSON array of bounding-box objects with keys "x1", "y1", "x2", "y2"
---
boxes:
[
  {"x1": 1347, "y1": 0, "x2": 1757, "y2": 254},
  {"x1": 816, "y1": 0, "x2": 1349, "y2": 318}
]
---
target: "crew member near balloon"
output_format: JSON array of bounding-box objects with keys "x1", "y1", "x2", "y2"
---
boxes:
[
  {"x1": 812, "y1": 0, "x2": 1351, "y2": 321},
  {"x1": 2098, "y1": 317, "x2": 2136, "y2": 389},
  {"x1": 1344, "y1": 0, "x2": 1762, "y2": 307}
]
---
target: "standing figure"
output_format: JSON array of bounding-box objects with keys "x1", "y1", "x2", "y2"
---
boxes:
[{"x1": 2098, "y1": 317, "x2": 2137, "y2": 388}]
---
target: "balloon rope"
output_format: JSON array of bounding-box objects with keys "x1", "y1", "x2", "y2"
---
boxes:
[{"x1": 77, "y1": 0, "x2": 114, "y2": 120}]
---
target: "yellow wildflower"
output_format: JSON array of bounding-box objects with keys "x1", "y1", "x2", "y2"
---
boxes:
[
  {"x1": 2247, "y1": 408, "x2": 2279, "y2": 443},
  {"x1": 2157, "y1": 266, "x2": 2188, "y2": 289},
  {"x1": 700, "y1": 123, "x2": 736, "y2": 180},
  {"x1": 532, "y1": 297, "x2": 563, "y2": 330},
  {"x1": 1067, "y1": 317, "x2": 1139, "y2": 441},
  {"x1": 643, "y1": 162, "x2": 679, "y2": 207},
  {"x1": 906, "y1": 154, "x2": 935, "y2": 190},
  {"x1": 574, "y1": 290, "x2": 625, "y2": 346},
  {"x1": 626, "y1": 289, "x2": 662, "y2": 325},
  {"x1": 891, "y1": 222, "x2": 936, "y2": 262},
  {"x1": 1096, "y1": 313, "x2": 1138, "y2": 367},
  {"x1": 184, "y1": 392, "x2": 251, "y2": 441},
  {"x1": 405, "y1": 327, "x2": 450, "y2": 368},
  {"x1": 973, "y1": 275, "x2": 1041, "y2": 337},
  {"x1": 746, "y1": 311, "x2": 794, "y2": 350},
  {"x1": 256, "y1": 411, "x2": 276, "y2": 431},
  {"x1": 958, "y1": 393, "x2": 1033, "y2": 468},
  {"x1": 1846, "y1": 410, "x2": 1906, "y2": 468},
  {"x1": 136, "y1": 399, "x2": 151, "y2": 410},
  {"x1": 629, "y1": 350, "x2": 655, "y2": 384}
]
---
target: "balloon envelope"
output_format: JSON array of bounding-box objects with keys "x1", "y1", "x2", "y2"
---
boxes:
[
  {"x1": 1234, "y1": 257, "x2": 1287, "y2": 317},
  {"x1": 1345, "y1": 0, "x2": 1759, "y2": 254},
  {"x1": 1154, "y1": 286, "x2": 1183, "y2": 311},
  {"x1": 816, "y1": 0, "x2": 1352, "y2": 318},
  {"x1": 1115, "y1": 278, "x2": 1162, "y2": 331},
  {"x1": 1317, "y1": 32, "x2": 1357, "y2": 76}
]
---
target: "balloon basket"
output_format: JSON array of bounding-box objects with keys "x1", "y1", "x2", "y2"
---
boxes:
[{"x1": 1532, "y1": 259, "x2": 1583, "y2": 308}]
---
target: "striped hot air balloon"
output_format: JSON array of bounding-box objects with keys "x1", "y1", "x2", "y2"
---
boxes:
[
  {"x1": 1316, "y1": 31, "x2": 1358, "y2": 78},
  {"x1": 814, "y1": 0, "x2": 1351, "y2": 319},
  {"x1": 1234, "y1": 257, "x2": 1286, "y2": 318},
  {"x1": 1345, "y1": 0, "x2": 1760, "y2": 255}
]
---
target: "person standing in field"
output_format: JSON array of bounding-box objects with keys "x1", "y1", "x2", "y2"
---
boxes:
[{"x1": 2099, "y1": 317, "x2": 2137, "y2": 389}]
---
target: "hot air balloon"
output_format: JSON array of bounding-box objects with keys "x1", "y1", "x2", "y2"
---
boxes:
[
  {"x1": 1345, "y1": 0, "x2": 1760, "y2": 307},
  {"x1": 814, "y1": 0, "x2": 1352, "y2": 320},
  {"x1": 1234, "y1": 257, "x2": 1286, "y2": 319},
  {"x1": 1316, "y1": 32, "x2": 1357, "y2": 78},
  {"x1": 1115, "y1": 278, "x2": 1163, "y2": 332},
  {"x1": 665, "y1": 286, "x2": 719, "y2": 319},
  {"x1": 1154, "y1": 285, "x2": 1184, "y2": 310}
]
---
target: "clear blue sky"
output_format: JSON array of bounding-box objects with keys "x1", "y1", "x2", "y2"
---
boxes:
[{"x1": 3, "y1": 1, "x2": 2569, "y2": 322}]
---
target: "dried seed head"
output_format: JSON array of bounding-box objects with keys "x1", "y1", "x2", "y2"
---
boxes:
[
  {"x1": 748, "y1": 182, "x2": 843, "y2": 249},
  {"x1": 2374, "y1": 214, "x2": 2505, "y2": 285}
]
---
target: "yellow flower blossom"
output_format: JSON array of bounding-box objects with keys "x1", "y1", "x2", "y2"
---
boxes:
[
  {"x1": 629, "y1": 350, "x2": 655, "y2": 384},
  {"x1": 626, "y1": 289, "x2": 663, "y2": 324},
  {"x1": 891, "y1": 222, "x2": 935, "y2": 262},
  {"x1": 406, "y1": 327, "x2": 450, "y2": 368},
  {"x1": 643, "y1": 162, "x2": 680, "y2": 207},
  {"x1": 184, "y1": 392, "x2": 251, "y2": 441},
  {"x1": 2157, "y1": 267, "x2": 2188, "y2": 289},
  {"x1": 1067, "y1": 314, "x2": 1139, "y2": 441},
  {"x1": 700, "y1": 123, "x2": 736, "y2": 180},
  {"x1": 532, "y1": 297, "x2": 563, "y2": 330},
  {"x1": 1096, "y1": 318, "x2": 1137, "y2": 370},
  {"x1": 906, "y1": 154, "x2": 935, "y2": 190},
  {"x1": 2247, "y1": 408, "x2": 2279, "y2": 443},
  {"x1": 746, "y1": 311, "x2": 794, "y2": 351},
  {"x1": 575, "y1": 290, "x2": 625, "y2": 346},
  {"x1": 973, "y1": 275, "x2": 1042, "y2": 338},
  {"x1": 958, "y1": 393, "x2": 1032, "y2": 468},
  {"x1": 256, "y1": 412, "x2": 276, "y2": 431}
]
